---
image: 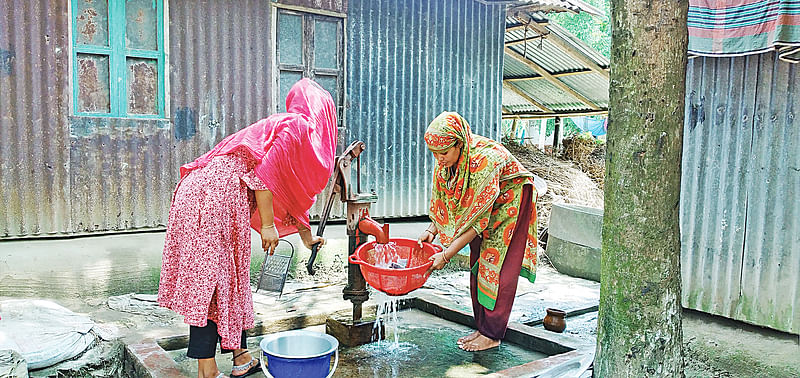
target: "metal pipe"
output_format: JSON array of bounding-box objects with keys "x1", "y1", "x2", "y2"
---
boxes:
[{"x1": 357, "y1": 216, "x2": 389, "y2": 244}]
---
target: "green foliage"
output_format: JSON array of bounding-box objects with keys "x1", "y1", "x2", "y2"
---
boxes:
[{"x1": 549, "y1": 0, "x2": 611, "y2": 58}]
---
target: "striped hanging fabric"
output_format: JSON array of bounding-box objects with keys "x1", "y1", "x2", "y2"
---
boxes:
[{"x1": 688, "y1": 0, "x2": 800, "y2": 63}]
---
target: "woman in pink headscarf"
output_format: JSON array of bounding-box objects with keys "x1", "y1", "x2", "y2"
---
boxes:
[{"x1": 158, "y1": 79, "x2": 337, "y2": 378}]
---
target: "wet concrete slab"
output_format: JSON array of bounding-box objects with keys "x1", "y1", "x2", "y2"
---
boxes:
[
  {"x1": 4, "y1": 221, "x2": 796, "y2": 377},
  {"x1": 416, "y1": 264, "x2": 600, "y2": 343},
  {"x1": 167, "y1": 309, "x2": 552, "y2": 378},
  {"x1": 334, "y1": 309, "x2": 548, "y2": 377}
]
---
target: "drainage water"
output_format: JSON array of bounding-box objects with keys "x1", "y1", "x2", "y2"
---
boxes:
[{"x1": 337, "y1": 309, "x2": 547, "y2": 377}]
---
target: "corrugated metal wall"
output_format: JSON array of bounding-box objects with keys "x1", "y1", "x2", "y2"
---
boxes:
[
  {"x1": 69, "y1": 118, "x2": 173, "y2": 232},
  {"x1": 681, "y1": 52, "x2": 800, "y2": 334},
  {"x1": 168, "y1": 0, "x2": 274, "y2": 183},
  {"x1": 1, "y1": 0, "x2": 277, "y2": 238},
  {"x1": 0, "y1": 0, "x2": 72, "y2": 237},
  {"x1": 2, "y1": 0, "x2": 506, "y2": 236},
  {"x1": 346, "y1": 0, "x2": 506, "y2": 218}
]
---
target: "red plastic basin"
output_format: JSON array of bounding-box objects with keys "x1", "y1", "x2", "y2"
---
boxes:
[{"x1": 349, "y1": 238, "x2": 443, "y2": 296}]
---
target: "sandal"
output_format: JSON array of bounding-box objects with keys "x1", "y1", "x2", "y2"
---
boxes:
[{"x1": 231, "y1": 351, "x2": 260, "y2": 378}]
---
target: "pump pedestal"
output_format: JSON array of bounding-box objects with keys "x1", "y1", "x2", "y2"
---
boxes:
[
  {"x1": 312, "y1": 141, "x2": 389, "y2": 347},
  {"x1": 325, "y1": 312, "x2": 385, "y2": 348}
]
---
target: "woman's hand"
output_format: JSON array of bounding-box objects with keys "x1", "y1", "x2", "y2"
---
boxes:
[
  {"x1": 417, "y1": 227, "x2": 437, "y2": 248},
  {"x1": 297, "y1": 225, "x2": 324, "y2": 250},
  {"x1": 302, "y1": 235, "x2": 326, "y2": 250},
  {"x1": 261, "y1": 224, "x2": 280, "y2": 255},
  {"x1": 425, "y1": 251, "x2": 450, "y2": 276}
]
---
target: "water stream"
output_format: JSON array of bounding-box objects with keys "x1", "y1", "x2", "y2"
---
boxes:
[
  {"x1": 373, "y1": 241, "x2": 406, "y2": 269},
  {"x1": 372, "y1": 291, "x2": 405, "y2": 345},
  {"x1": 338, "y1": 309, "x2": 548, "y2": 377}
]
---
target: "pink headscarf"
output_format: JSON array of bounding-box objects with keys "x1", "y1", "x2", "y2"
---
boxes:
[{"x1": 180, "y1": 78, "x2": 338, "y2": 236}]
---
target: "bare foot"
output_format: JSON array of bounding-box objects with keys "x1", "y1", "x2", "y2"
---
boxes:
[
  {"x1": 457, "y1": 330, "x2": 481, "y2": 345},
  {"x1": 198, "y1": 358, "x2": 225, "y2": 378},
  {"x1": 459, "y1": 333, "x2": 500, "y2": 352}
]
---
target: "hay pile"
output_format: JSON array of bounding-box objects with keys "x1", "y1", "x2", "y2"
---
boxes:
[
  {"x1": 560, "y1": 136, "x2": 606, "y2": 189},
  {"x1": 505, "y1": 143, "x2": 604, "y2": 240}
]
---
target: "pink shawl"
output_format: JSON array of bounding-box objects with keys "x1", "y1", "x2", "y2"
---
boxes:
[{"x1": 180, "y1": 78, "x2": 338, "y2": 236}]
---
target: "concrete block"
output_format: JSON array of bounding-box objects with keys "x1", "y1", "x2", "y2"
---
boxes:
[
  {"x1": 548, "y1": 203, "x2": 603, "y2": 249},
  {"x1": 546, "y1": 203, "x2": 603, "y2": 282},
  {"x1": 326, "y1": 315, "x2": 384, "y2": 347},
  {"x1": 546, "y1": 237, "x2": 600, "y2": 282},
  {"x1": 124, "y1": 341, "x2": 184, "y2": 378}
]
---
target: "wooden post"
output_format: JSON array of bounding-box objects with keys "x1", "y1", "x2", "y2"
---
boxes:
[
  {"x1": 538, "y1": 118, "x2": 546, "y2": 150},
  {"x1": 553, "y1": 117, "x2": 562, "y2": 152},
  {"x1": 511, "y1": 118, "x2": 519, "y2": 142}
]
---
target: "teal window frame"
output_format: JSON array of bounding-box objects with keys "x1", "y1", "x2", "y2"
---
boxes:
[
  {"x1": 71, "y1": 0, "x2": 166, "y2": 119},
  {"x1": 276, "y1": 8, "x2": 344, "y2": 124}
]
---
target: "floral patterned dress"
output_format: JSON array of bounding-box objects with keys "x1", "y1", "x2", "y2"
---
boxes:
[
  {"x1": 425, "y1": 112, "x2": 537, "y2": 311},
  {"x1": 158, "y1": 148, "x2": 267, "y2": 350}
]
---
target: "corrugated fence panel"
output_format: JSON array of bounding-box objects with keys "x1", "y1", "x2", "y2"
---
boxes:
[
  {"x1": 1, "y1": 0, "x2": 278, "y2": 238},
  {"x1": 0, "y1": 0, "x2": 71, "y2": 237},
  {"x1": 681, "y1": 56, "x2": 755, "y2": 318},
  {"x1": 169, "y1": 0, "x2": 274, "y2": 182},
  {"x1": 682, "y1": 52, "x2": 799, "y2": 334},
  {"x1": 740, "y1": 53, "x2": 799, "y2": 334},
  {"x1": 68, "y1": 118, "x2": 173, "y2": 232},
  {"x1": 346, "y1": 0, "x2": 505, "y2": 218}
]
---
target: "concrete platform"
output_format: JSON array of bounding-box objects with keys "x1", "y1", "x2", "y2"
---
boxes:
[{"x1": 1, "y1": 221, "x2": 798, "y2": 377}]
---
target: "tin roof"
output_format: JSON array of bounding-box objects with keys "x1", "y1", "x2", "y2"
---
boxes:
[
  {"x1": 478, "y1": 0, "x2": 604, "y2": 16},
  {"x1": 502, "y1": 12, "x2": 609, "y2": 118}
]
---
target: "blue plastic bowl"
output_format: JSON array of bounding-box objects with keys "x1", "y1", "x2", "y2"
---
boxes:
[{"x1": 259, "y1": 330, "x2": 339, "y2": 378}]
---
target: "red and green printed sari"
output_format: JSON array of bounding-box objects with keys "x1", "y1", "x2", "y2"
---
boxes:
[{"x1": 424, "y1": 112, "x2": 538, "y2": 311}]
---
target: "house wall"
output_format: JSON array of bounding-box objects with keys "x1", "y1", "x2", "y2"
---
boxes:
[
  {"x1": 681, "y1": 52, "x2": 799, "y2": 334},
  {"x1": 1, "y1": 0, "x2": 72, "y2": 237},
  {"x1": 168, "y1": 0, "x2": 275, "y2": 196},
  {"x1": 0, "y1": 0, "x2": 507, "y2": 237},
  {"x1": 0, "y1": 0, "x2": 277, "y2": 238},
  {"x1": 346, "y1": 0, "x2": 506, "y2": 217}
]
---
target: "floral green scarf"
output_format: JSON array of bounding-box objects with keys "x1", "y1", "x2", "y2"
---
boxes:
[{"x1": 425, "y1": 112, "x2": 536, "y2": 310}]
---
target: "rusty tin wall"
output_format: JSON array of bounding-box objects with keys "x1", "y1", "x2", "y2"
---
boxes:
[
  {"x1": 0, "y1": 0, "x2": 72, "y2": 237},
  {"x1": 1, "y1": 0, "x2": 277, "y2": 238},
  {"x1": 681, "y1": 52, "x2": 799, "y2": 334},
  {"x1": 73, "y1": 0, "x2": 277, "y2": 235},
  {"x1": 346, "y1": 0, "x2": 506, "y2": 218},
  {"x1": 168, "y1": 0, "x2": 274, "y2": 181}
]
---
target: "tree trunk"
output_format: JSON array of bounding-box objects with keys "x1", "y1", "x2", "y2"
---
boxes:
[{"x1": 595, "y1": 0, "x2": 688, "y2": 376}]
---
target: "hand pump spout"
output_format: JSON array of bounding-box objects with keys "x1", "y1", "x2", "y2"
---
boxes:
[{"x1": 357, "y1": 216, "x2": 389, "y2": 244}]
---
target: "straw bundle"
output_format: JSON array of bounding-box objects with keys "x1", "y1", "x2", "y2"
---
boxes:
[
  {"x1": 561, "y1": 136, "x2": 606, "y2": 189},
  {"x1": 505, "y1": 144, "x2": 604, "y2": 242}
]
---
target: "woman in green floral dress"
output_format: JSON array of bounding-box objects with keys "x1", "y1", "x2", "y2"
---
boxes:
[{"x1": 419, "y1": 111, "x2": 538, "y2": 351}]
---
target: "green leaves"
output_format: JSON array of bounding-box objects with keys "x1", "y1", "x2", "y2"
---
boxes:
[{"x1": 549, "y1": 0, "x2": 611, "y2": 58}]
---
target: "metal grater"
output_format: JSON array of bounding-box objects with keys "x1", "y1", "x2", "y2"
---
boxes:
[{"x1": 255, "y1": 239, "x2": 294, "y2": 298}]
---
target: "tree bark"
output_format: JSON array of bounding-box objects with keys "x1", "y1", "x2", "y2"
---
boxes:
[{"x1": 595, "y1": 0, "x2": 688, "y2": 376}]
